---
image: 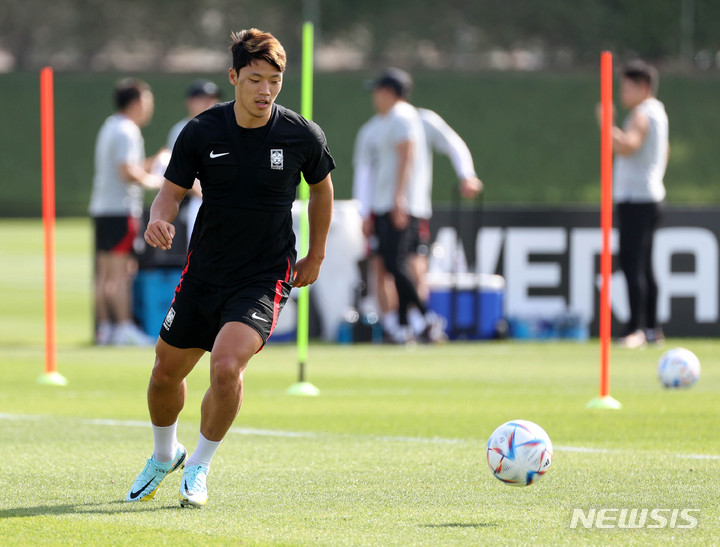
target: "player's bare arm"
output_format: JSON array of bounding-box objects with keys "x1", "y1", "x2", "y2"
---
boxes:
[
  {"x1": 118, "y1": 162, "x2": 163, "y2": 190},
  {"x1": 392, "y1": 139, "x2": 413, "y2": 230},
  {"x1": 144, "y1": 180, "x2": 189, "y2": 251},
  {"x1": 612, "y1": 111, "x2": 649, "y2": 156},
  {"x1": 293, "y1": 175, "x2": 334, "y2": 288},
  {"x1": 362, "y1": 216, "x2": 374, "y2": 238},
  {"x1": 594, "y1": 101, "x2": 616, "y2": 128}
]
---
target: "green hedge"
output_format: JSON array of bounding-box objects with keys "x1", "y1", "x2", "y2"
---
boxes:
[{"x1": 1, "y1": 70, "x2": 719, "y2": 216}]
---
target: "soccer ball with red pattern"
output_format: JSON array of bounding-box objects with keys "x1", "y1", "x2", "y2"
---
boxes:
[{"x1": 486, "y1": 420, "x2": 553, "y2": 487}]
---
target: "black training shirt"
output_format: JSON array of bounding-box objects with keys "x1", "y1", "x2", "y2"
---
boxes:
[{"x1": 165, "y1": 102, "x2": 335, "y2": 287}]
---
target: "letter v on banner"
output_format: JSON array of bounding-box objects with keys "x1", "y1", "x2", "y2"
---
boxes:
[{"x1": 587, "y1": 52, "x2": 621, "y2": 410}]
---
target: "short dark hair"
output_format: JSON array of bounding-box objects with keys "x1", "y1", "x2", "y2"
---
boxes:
[
  {"x1": 114, "y1": 78, "x2": 150, "y2": 111},
  {"x1": 186, "y1": 80, "x2": 221, "y2": 99},
  {"x1": 622, "y1": 60, "x2": 659, "y2": 96},
  {"x1": 229, "y1": 28, "x2": 286, "y2": 74},
  {"x1": 373, "y1": 67, "x2": 413, "y2": 99}
]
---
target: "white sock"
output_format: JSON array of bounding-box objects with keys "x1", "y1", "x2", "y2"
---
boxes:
[
  {"x1": 97, "y1": 320, "x2": 112, "y2": 332},
  {"x1": 96, "y1": 321, "x2": 114, "y2": 344},
  {"x1": 152, "y1": 421, "x2": 178, "y2": 463},
  {"x1": 186, "y1": 432, "x2": 222, "y2": 469},
  {"x1": 408, "y1": 308, "x2": 427, "y2": 335},
  {"x1": 381, "y1": 311, "x2": 399, "y2": 334},
  {"x1": 117, "y1": 320, "x2": 135, "y2": 331}
]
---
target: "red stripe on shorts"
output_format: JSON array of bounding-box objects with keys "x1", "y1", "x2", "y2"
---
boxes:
[
  {"x1": 418, "y1": 218, "x2": 431, "y2": 243},
  {"x1": 268, "y1": 257, "x2": 292, "y2": 339},
  {"x1": 170, "y1": 250, "x2": 193, "y2": 307},
  {"x1": 111, "y1": 216, "x2": 139, "y2": 254}
]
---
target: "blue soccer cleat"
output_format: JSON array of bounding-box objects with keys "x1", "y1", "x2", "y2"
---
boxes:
[
  {"x1": 126, "y1": 444, "x2": 187, "y2": 502},
  {"x1": 179, "y1": 464, "x2": 209, "y2": 508}
]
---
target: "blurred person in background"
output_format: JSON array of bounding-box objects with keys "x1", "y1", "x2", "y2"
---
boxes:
[
  {"x1": 165, "y1": 80, "x2": 222, "y2": 245},
  {"x1": 89, "y1": 78, "x2": 163, "y2": 346},
  {"x1": 607, "y1": 60, "x2": 669, "y2": 349},
  {"x1": 354, "y1": 68, "x2": 482, "y2": 343}
]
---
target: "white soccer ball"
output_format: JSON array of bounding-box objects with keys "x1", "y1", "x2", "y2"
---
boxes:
[
  {"x1": 486, "y1": 419, "x2": 553, "y2": 487},
  {"x1": 657, "y1": 347, "x2": 700, "y2": 388}
]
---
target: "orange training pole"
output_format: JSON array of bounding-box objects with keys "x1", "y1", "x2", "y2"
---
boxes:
[
  {"x1": 38, "y1": 67, "x2": 67, "y2": 386},
  {"x1": 588, "y1": 52, "x2": 619, "y2": 409},
  {"x1": 599, "y1": 52, "x2": 612, "y2": 396}
]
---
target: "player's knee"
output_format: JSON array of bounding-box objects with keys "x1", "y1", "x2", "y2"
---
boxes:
[
  {"x1": 149, "y1": 352, "x2": 185, "y2": 388},
  {"x1": 210, "y1": 354, "x2": 247, "y2": 391},
  {"x1": 149, "y1": 364, "x2": 176, "y2": 390}
]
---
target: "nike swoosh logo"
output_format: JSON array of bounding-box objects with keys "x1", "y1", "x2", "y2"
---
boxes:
[
  {"x1": 172, "y1": 450, "x2": 187, "y2": 472},
  {"x1": 183, "y1": 479, "x2": 190, "y2": 494},
  {"x1": 251, "y1": 312, "x2": 269, "y2": 323},
  {"x1": 209, "y1": 151, "x2": 229, "y2": 158},
  {"x1": 129, "y1": 477, "x2": 155, "y2": 500}
]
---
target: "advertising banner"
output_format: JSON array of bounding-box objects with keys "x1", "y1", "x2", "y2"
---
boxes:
[{"x1": 430, "y1": 206, "x2": 719, "y2": 337}]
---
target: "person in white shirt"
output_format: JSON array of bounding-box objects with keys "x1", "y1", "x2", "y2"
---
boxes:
[
  {"x1": 89, "y1": 78, "x2": 163, "y2": 346},
  {"x1": 354, "y1": 68, "x2": 482, "y2": 343},
  {"x1": 609, "y1": 60, "x2": 669, "y2": 349},
  {"x1": 164, "y1": 80, "x2": 222, "y2": 246},
  {"x1": 412, "y1": 108, "x2": 483, "y2": 302}
]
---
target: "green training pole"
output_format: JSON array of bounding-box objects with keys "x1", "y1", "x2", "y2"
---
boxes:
[{"x1": 287, "y1": 20, "x2": 319, "y2": 396}]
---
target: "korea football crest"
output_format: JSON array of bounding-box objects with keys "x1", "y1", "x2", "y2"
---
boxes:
[
  {"x1": 163, "y1": 307, "x2": 175, "y2": 330},
  {"x1": 270, "y1": 149, "x2": 284, "y2": 170}
]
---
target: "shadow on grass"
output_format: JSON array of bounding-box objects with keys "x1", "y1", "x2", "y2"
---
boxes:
[
  {"x1": 0, "y1": 500, "x2": 186, "y2": 518},
  {"x1": 421, "y1": 522, "x2": 499, "y2": 528}
]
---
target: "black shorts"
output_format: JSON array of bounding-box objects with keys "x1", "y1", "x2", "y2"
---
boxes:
[
  {"x1": 94, "y1": 216, "x2": 140, "y2": 254},
  {"x1": 371, "y1": 215, "x2": 429, "y2": 256},
  {"x1": 159, "y1": 262, "x2": 294, "y2": 352},
  {"x1": 411, "y1": 218, "x2": 431, "y2": 257}
]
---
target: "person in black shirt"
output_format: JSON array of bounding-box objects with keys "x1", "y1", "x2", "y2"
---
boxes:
[{"x1": 126, "y1": 28, "x2": 335, "y2": 508}]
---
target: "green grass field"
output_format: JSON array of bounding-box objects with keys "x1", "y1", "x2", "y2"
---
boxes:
[{"x1": 1, "y1": 218, "x2": 719, "y2": 545}]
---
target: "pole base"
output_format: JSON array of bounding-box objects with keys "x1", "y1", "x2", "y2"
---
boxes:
[
  {"x1": 586, "y1": 395, "x2": 621, "y2": 409},
  {"x1": 37, "y1": 371, "x2": 68, "y2": 386},
  {"x1": 286, "y1": 381, "x2": 319, "y2": 396}
]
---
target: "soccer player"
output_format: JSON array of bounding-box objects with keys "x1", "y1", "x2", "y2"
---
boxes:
[
  {"x1": 611, "y1": 60, "x2": 669, "y2": 348},
  {"x1": 126, "y1": 28, "x2": 335, "y2": 508},
  {"x1": 353, "y1": 68, "x2": 482, "y2": 343},
  {"x1": 89, "y1": 78, "x2": 163, "y2": 346},
  {"x1": 351, "y1": 68, "x2": 440, "y2": 344}
]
